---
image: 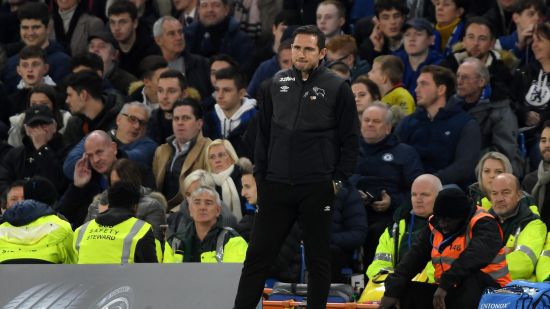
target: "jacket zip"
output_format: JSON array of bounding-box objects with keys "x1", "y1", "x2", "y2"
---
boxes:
[{"x1": 288, "y1": 81, "x2": 306, "y2": 185}]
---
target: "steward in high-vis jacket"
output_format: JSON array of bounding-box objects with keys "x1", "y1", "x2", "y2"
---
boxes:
[
  {"x1": 379, "y1": 187, "x2": 511, "y2": 309},
  {"x1": 168, "y1": 186, "x2": 247, "y2": 263},
  {"x1": 0, "y1": 177, "x2": 75, "y2": 264},
  {"x1": 74, "y1": 182, "x2": 158, "y2": 264},
  {"x1": 366, "y1": 174, "x2": 442, "y2": 282},
  {"x1": 536, "y1": 232, "x2": 550, "y2": 282},
  {"x1": 489, "y1": 173, "x2": 547, "y2": 280}
]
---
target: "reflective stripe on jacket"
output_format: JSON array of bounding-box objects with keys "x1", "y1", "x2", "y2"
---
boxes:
[
  {"x1": 367, "y1": 218, "x2": 434, "y2": 282},
  {"x1": 74, "y1": 217, "x2": 152, "y2": 264},
  {"x1": 536, "y1": 232, "x2": 550, "y2": 282},
  {"x1": 0, "y1": 214, "x2": 76, "y2": 264},
  {"x1": 429, "y1": 207, "x2": 511, "y2": 287}
]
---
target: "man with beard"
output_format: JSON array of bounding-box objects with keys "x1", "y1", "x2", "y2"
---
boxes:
[{"x1": 523, "y1": 121, "x2": 550, "y2": 225}]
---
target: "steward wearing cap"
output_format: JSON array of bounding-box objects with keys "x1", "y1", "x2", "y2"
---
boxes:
[
  {"x1": 0, "y1": 104, "x2": 67, "y2": 194},
  {"x1": 393, "y1": 18, "x2": 443, "y2": 99},
  {"x1": 489, "y1": 173, "x2": 547, "y2": 280},
  {"x1": 0, "y1": 177, "x2": 76, "y2": 263},
  {"x1": 74, "y1": 181, "x2": 158, "y2": 264},
  {"x1": 378, "y1": 186, "x2": 511, "y2": 309}
]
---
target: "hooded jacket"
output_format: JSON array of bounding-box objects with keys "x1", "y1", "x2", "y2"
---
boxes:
[
  {"x1": 76, "y1": 207, "x2": 158, "y2": 263},
  {"x1": 351, "y1": 134, "x2": 424, "y2": 210},
  {"x1": 85, "y1": 186, "x2": 167, "y2": 240},
  {"x1": 490, "y1": 200, "x2": 546, "y2": 280},
  {"x1": 394, "y1": 48, "x2": 443, "y2": 99},
  {"x1": 169, "y1": 218, "x2": 247, "y2": 263},
  {"x1": 2, "y1": 41, "x2": 71, "y2": 93},
  {"x1": 203, "y1": 97, "x2": 257, "y2": 157},
  {"x1": 395, "y1": 96, "x2": 481, "y2": 187},
  {"x1": 0, "y1": 200, "x2": 75, "y2": 264}
]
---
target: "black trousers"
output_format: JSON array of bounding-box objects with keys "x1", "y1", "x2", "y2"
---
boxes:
[
  {"x1": 397, "y1": 271, "x2": 500, "y2": 309},
  {"x1": 233, "y1": 180, "x2": 335, "y2": 309}
]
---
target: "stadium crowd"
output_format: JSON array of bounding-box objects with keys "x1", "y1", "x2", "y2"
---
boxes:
[{"x1": 2, "y1": 0, "x2": 550, "y2": 307}]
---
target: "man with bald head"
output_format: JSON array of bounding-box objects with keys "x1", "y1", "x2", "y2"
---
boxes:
[
  {"x1": 489, "y1": 173, "x2": 547, "y2": 280},
  {"x1": 455, "y1": 58, "x2": 522, "y2": 175},
  {"x1": 58, "y1": 131, "x2": 125, "y2": 227},
  {"x1": 366, "y1": 174, "x2": 442, "y2": 281}
]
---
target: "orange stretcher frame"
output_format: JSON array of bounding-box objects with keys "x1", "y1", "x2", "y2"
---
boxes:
[
  {"x1": 262, "y1": 301, "x2": 379, "y2": 308},
  {"x1": 262, "y1": 289, "x2": 380, "y2": 309}
]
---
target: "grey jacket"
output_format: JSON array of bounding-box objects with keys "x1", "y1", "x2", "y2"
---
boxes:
[
  {"x1": 85, "y1": 187, "x2": 167, "y2": 240},
  {"x1": 465, "y1": 96, "x2": 524, "y2": 176}
]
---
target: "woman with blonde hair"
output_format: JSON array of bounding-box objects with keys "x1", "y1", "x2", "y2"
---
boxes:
[
  {"x1": 166, "y1": 169, "x2": 238, "y2": 239},
  {"x1": 205, "y1": 139, "x2": 246, "y2": 220},
  {"x1": 469, "y1": 151, "x2": 513, "y2": 210}
]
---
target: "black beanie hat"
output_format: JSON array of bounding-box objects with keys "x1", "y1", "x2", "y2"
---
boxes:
[
  {"x1": 433, "y1": 186, "x2": 471, "y2": 219},
  {"x1": 23, "y1": 176, "x2": 58, "y2": 205},
  {"x1": 107, "y1": 181, "x2": 140, "y2": 209}
]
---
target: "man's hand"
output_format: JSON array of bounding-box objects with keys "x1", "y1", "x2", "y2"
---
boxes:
[
  {"x1": 378, "y1": 296, "x2": 399, "y2": 309},
  {"x1": 24, "y1": 122, "x2": 56, "y2": 150},
  {"x1": 433, "y1": 287, "x2": 447, "y2": 309},
  {"x1": 517, "y1": 24, "x2": 534, "y2": 50},
  {"x1": 526, "y1": 111, "x2": 541, "y2": 126},
  {"x1": 74, "y1": 153, "x2": 92, "y2": 188},
  {"x1": 369, "y1": 17, "x2": 384, "y2": 52},
  {"x1": 372, "y1": 190, "x2": 391, "y2": 212}
]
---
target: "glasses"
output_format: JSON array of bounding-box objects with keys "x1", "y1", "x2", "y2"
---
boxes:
[
  {"x1": 121, "y1": 113, "x2": 148, "y2": 127},
  {"x1": 208, "y1": 152, "x2": 228, "y2": 160}
]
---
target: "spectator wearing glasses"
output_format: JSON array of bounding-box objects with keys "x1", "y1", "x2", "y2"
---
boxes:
[{"x1": 63, "y1": 102, "x2": 158, "y2": 183}]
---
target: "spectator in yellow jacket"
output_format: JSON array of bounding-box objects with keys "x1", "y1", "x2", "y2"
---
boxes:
[{"x1": 489, "y1": 173, "x2": 547, "y2": 280}]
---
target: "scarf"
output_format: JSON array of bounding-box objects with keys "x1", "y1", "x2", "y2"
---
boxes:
[
  {"x1": 212, "y1": 165, "x2": 242, "y2": 220},
  {"x1": 532, "y1": 161, "x2": 550, "y2": 213}
]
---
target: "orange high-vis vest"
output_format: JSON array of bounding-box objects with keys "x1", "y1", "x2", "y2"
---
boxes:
[{"x1": 429, "y1": 207, "x2": 511, "y2": 287}]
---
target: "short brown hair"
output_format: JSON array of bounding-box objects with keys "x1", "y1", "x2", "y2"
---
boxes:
[
  {"x1": 374, "y1": 55, "x2": 403, "y2": 84},
  {"x1": 326, "y1": 34, "x2": 357, "y2": 56},
  {"x1": 421, "y1": 65, "x2": 456, "y2": 100}
]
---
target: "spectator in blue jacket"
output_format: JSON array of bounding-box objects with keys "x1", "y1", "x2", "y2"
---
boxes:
[
  {"x1": 1, "y1": 2, "x2": 70, "y2": 94},
  {"x1": 394, "y1": 18, "x2": 443, "y2": 98},
  {"x1": 351, "y1": 101, "x2": 424, "y2": 268},
  {"x1": 395, "y1": 65, "x2": 481, "y2": 188},
  {"x1": 203, "y1": 67, "x2": 256, "y2": 157},
  {"x1": 247, "y1": 39, "x2": 292, "y2": 99},
  {"x1": 63, "y1": 102, "x2": 158, "y2": 180},
  {"x1": 184, "y1": 0, "x2": 254, "y2": 73}
]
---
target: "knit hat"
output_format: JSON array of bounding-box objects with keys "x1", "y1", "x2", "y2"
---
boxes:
[
  {"x1": 433, "y1": 186, "x2": 471, "y2": 219},
  {"x1": 23, "y1": 176, "x2": 58, "y2": 206},
  {"x1": 107, "y1": 181, "x2": 140, "y2": 209}
]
